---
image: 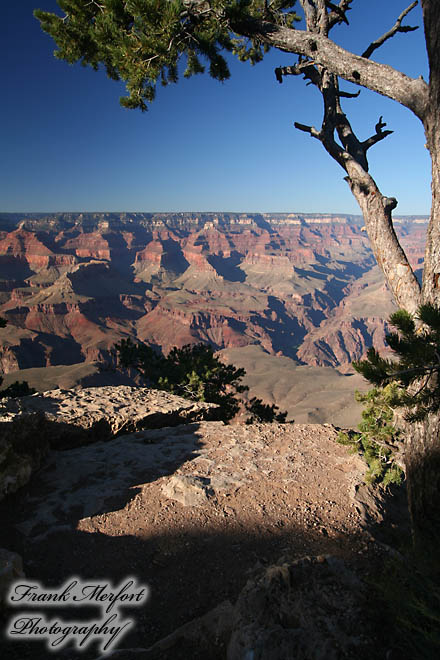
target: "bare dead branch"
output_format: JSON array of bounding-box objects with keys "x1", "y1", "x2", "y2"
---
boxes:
[
  {"x1": 182, "y1": 0, "x2": 428, "y2": 119},
  {"x1": 327, "y1": 0, "x2": 352, "y2": 29},
  {"x1": 337, "y1": 89, "x2": 360, "y2": 98},
  {"x1": 233, "y1": 17, "x2": 428, "y2": 119},
  {"x1": 383, "y1": 197, "x2": 398, "y2": 212},
  {"x1": 362, "y1": 1, "x2": 419, "y2": 59},
  {"x1": 293, "y1": 121, "x2": 321, "y2": 139},
  {"x1": 376, "y1": 116, "x2": 387, "y2": 133},
  {"x1": 274, "y1": 58, "x2": 320, "y2": 86},
  {"x1": 362, "y1": 115, "x2": 394, "y2": 151},
  {"x1": 317, "y1": 75, "x2": 371, "y2": 170},
  {"x1": 275, "y1": 66, "x2": 283, "y2": 83},
  {"x1": 297, "y1": 68, "x2": 421, "y2": 312}
]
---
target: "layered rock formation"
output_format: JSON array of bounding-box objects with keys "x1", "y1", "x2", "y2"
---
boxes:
[{"x1": 0, "y1": 212, "x2": 426, "y2": 382}]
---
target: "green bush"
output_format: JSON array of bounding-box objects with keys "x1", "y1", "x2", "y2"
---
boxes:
[
  {"x1": 115, "y1": 338, "x2": 288, "y2": 424},
  {"x1": 245, "y1": 396, "x2": 288, "y2": 424},
  {"x1": 338, "y1": 384, "x2": 403, "y2": 487},
  {"x1": 0, "y1": 380, "x2": 36, "y2": 399},
  {"x1": 339, "y1": 304, "x2": 440, "y2": 487}
]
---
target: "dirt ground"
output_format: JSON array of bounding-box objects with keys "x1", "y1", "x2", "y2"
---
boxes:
[{"x1": 0, "y1": 421, "x2": 410, "y2": 659}]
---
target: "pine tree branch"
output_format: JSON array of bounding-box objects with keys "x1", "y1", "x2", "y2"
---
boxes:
[
  {"x1": 382, "y1": 365, "x2": 440, "y2": 381},
  {"x1": 362, "y1": 1, "x2": 419, "y2": 59}
]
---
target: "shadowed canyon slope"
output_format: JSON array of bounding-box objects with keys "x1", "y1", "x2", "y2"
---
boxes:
[{"x1": 0, "y1": 212, "x2": 426, "y2": 423}]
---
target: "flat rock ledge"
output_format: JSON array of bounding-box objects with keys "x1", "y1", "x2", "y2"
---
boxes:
[
  {"x1": 0, "y1": 386, "x2": 217, "y2": 501},
  {"x1": 7, "y1": 421, "x2": 372, "y2": 539},
  {"x1": 0, "y1": 386, "x2": 217, "y2": 450},
  {"x1": 0, "y1": 418, "x2": 402, "y2": 660}
]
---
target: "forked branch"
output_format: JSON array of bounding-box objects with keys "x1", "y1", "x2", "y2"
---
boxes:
[
  {"x1": 292, "y1": 66, "x2": 421, "y2": 312},
  {"x1": 183, "y1": 0, "x2": 428, "y2": 119},
  {"x1": 362, "y1": 1, "x2": 419, "y2": 59},
  {"x1": 326, "y1": 0, "x2": 352, "y2": 29},
  {"x1": 362, "y1": 116, "x2": 394, "y2": 151},
  {"x1": 275, "y1": 57, "x2": 320, "y2": 86}
]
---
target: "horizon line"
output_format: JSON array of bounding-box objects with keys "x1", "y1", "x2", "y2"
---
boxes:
[{"x1": 0, "y1": 210, "x2": 430, "y2": 217}]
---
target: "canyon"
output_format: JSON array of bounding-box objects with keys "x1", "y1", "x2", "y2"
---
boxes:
[{"x1": 0, "y1": 211, "x2": 427, "y2": 425}]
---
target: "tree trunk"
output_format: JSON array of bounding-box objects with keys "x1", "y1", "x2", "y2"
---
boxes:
[
  {"x1": 398, "y1": 0, "x2": 440, "y2": 545},
  {"x1": 402, "y1": 409, "x2": 440, "y2": 546},
  {"x1": 344, "y1": 163, "x2": 421, "y2": 315},
  {"x1": 421, "y1": 0, "x2": 440, "y2": 306}
]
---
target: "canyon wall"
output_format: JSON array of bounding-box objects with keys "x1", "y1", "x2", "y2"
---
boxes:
[{"x1": 0, "y1": 212, "x2": 426, "y2": 377}]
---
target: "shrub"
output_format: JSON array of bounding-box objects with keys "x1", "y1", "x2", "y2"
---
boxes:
[
  {"x1": 115, "y1": 338, "x2": 288, "y2": 424},
  {"x1": 337, "y1": 384, "x2": 403, "y2": 487}
]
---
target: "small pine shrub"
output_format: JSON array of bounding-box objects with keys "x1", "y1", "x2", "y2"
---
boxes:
[
  {"x1": 0, "y1": 381, "x2": 36, "y2": 399},
  {"x1": 338, "y1": 384, "x2": 404, "y2": 487},
  {"x1": 245, "y1": 396, "x2": 288, "y2": 424}
]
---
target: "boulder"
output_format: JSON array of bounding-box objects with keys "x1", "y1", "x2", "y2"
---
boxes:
[
  {"x1": 0, "y1": 386, "x2": 217, "y2": 501},
  {"x1": 92, "y1": 601, "x2": 234, "y2": 659},
  {"x1": 227, "y1": 555, "x2": 373, "y2": 660},
  {"x1": 90, "y1": 556, "x2": 375, "y2": 660}
]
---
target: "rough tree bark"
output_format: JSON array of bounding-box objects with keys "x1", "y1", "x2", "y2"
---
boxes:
[
  {"x1": 421, "y1": 0, "x2": 440, "y2": 306},
  {"x1": 402, "y1": 0, "x2": 440, "y2": 546}
]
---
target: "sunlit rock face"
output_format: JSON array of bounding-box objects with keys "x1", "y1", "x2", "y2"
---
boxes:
[{"x1": 0, "y1": 212, "x2": 426, "y2": 372}]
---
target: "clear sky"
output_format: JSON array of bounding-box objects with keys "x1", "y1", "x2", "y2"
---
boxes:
[{"x1": 0, "y1": 1, "x2": 431, "y2": 214}]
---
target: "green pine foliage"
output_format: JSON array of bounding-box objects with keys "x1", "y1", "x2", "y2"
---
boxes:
[
  {"x1": 337, "y1": 385, "x2": 404, "y2": 487},
  {"x1": 157, "y1": 342, "x2": 248, "y2": 420},
  {"x1": 341, "y1": 303, "x2": 440, "y2": 486},
  {"x1": 354, "y1": 304, "x2": 440, "y2": 422},
  {"x1": 115, "y1": 338, "x2": 287, "y2": 423},
  {"x1": 245, "y1": 396, "x2": 288, "y2": 424},
  {"x1": 34, "y1": 1, "x2": 299, "y2": 111},
  {"x1": 0, "y1": 381, "x2": 36, "y2": 400}
]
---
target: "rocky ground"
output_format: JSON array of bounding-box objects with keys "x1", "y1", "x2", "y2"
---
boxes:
[{"x1": 0, "y1": 387, "x2": 410, "y2": 659}]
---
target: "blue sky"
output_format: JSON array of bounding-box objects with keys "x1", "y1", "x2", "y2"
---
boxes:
[{"x1": 0, "y1": 1, "x2": 431, "y2": 214}]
